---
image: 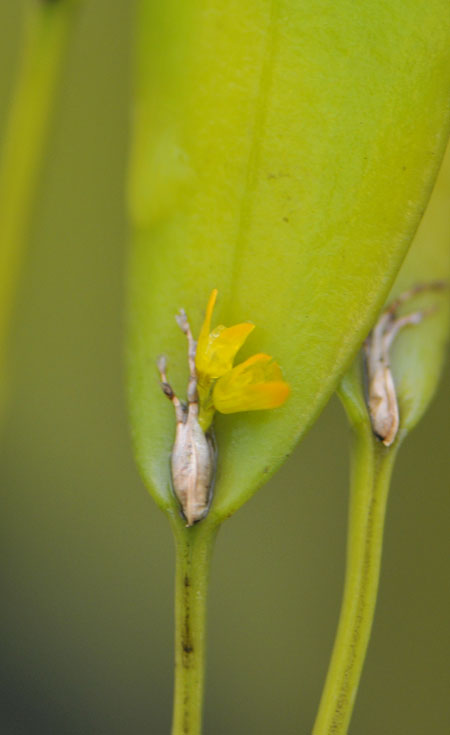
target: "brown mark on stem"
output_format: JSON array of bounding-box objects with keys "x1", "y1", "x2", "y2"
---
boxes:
[{"x1": 181, "y1": 575, "x2": 194, "y2": 667}]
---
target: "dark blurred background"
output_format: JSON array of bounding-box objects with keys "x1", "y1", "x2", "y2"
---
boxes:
[{"x1": 0, "y1": 2, "x2": 449, "y2": 733}]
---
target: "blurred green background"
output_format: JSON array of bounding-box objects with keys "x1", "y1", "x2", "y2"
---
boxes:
[{"x1": 0, "y1": 2, "x2": 449, "y2": 733}]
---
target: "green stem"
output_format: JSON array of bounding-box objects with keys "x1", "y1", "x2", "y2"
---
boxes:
[
  {"x1": 0, "y1": 1, "x2": 76, "y2": 364},
  {"x1": 171, "y1": 520, "x2": 217, "y2": 735},
  {"x1": 312, "y1": 385, "x2": 398, "y2": 735}
]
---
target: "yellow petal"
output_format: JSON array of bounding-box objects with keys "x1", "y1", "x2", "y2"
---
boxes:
[
  {"x1": 197, "y1": 322, "x2": 254, "y2": 379},
  {"x1": 212, "y1": 354, "x2": 290, "y2": 414},
  {"x1": 195, "y1": 290, "x2": 254, "y2": 379}
]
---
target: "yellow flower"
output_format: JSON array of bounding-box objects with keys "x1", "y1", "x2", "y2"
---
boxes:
[
  {"x1": 212, "y1": 353, "x2": 290, "y2": 414},
  {"x1": 195, "y1": 290, "x2": 290, "y2": 430}
]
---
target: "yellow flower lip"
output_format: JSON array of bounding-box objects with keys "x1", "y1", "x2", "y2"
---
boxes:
[
  {"x1": 195, "y1": 290, "x2": 290, "y2": 428},
  {"x1": 213, "y1": 353, "x2": 291, "y2": 414}
]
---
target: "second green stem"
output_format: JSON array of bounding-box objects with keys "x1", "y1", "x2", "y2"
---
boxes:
[{"x1": 313, "y1": 396, "x2": 398, "y2": 735}]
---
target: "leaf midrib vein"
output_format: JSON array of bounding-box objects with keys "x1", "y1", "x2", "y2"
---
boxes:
[{"x1": 229, "y1": 0, "x2": 280, "y2": 308}]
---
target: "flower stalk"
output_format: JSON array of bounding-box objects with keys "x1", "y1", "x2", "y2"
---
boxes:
[{"x1": 171, "y1": 520, "x2": 218, "y2": 735}]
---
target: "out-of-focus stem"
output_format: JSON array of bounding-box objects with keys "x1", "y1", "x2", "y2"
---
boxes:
[{"x1": 0, "y1": 2, "x2": 76, "y2": 368}]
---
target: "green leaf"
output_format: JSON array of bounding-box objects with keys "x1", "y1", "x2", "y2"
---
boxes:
[{"x1": 127, "y1": 0, "x2": 450, "y2": 524}]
